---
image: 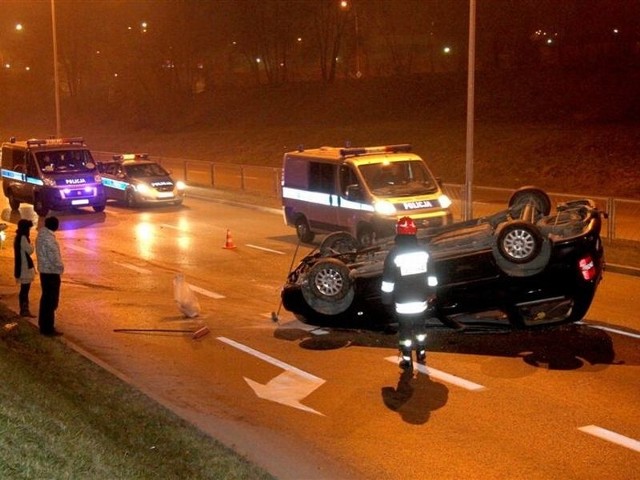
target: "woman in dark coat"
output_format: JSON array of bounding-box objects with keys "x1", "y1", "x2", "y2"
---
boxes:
[{"x1": 14, "y1": 219, "x2": 36, "y2": 317}]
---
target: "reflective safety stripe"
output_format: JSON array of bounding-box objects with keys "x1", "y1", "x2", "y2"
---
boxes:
[
  {"x1": 1, "y1": 169, "x2": 44, "y2": 186},
  {"x1": 428, "y1": 275, "x2": 438, "y2": 287},
  {"x1": 395, "y1": 301, "x2": 428, "y2": 314},
  {"x1": 400, "y1": 339, "x2": 412, "y2": 348},
  {"x1": 381, "y1": 281, "x2": 394, "y2": 293},
  {"x1": 415, "y1": 334, "x2": 427, "y2": 342},
  {"x1": 394, "y1": 251, "x2": 428, "y2": 276},
  {"x1": 282, "y1": 186, "x2": 375, "y2": 212},
  {"x1": 102, "y1": 177, "x2": 129, "y2": 191}
]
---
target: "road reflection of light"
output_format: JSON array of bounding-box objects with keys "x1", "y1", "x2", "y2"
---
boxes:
[
  {"x1": 177, "y1": 235, "x2": 191, "y2": 251},
  {"x1": 136, "y1": 221, "x2": 155, "y2": 259}
]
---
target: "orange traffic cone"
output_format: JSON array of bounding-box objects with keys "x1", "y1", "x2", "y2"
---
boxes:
[{"x1": 222, "y1": 229, "x2": 237, "y2": 249}]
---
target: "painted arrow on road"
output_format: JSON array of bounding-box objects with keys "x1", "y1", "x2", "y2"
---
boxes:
[{"x1": 218, "y1": 337, "x2": 326, "y2": 416}]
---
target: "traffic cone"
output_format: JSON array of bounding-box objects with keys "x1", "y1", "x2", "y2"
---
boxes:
[{"x1": 222, "y1": 229, "x2": 237, "y2": 249}]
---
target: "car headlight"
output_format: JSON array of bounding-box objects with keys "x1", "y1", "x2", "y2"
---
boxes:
[
  {"x1": 175, "y1": 180, "x2": 186, "y2": 190},
  {"x1": 374, "y1": 200, "x2": 397, "y2": 216},
  {"x1": 135, "y1": 183, "x2": 151, "y2": 195},
  {"x1": 439, "y1": 194, "x2": 452, "y2": 209},
  {"x1": 42, "y1": 177, "x2": 56, "y2": 187}
]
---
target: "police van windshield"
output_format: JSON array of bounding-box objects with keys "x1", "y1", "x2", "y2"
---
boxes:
[
  {"x1": 36, "y1": 150, "x2": 97, "y2": 174},
  {"x1": 124, "y1": 163, "x2": 169, "y2": 178},
  {"x1": 358, "y1": 160, "x2": 438, "y2": 196}
]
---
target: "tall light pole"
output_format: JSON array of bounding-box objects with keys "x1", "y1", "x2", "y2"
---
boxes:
[
  {"x1": 51, "y1": 0, "x2": 61, "y2": 137},
  {"x1": 464, "y1": 0, "x2": 476, "y2": 221}
]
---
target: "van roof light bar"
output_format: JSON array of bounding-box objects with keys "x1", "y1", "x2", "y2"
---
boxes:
[
  {"x1": 340, "y1": 144, "x2": 412, "y2": 157},
  {"x1": 112, "y1": 153, "x2": 149, "y2": 161},
  {"x1": 26, "y1": 137, "x2": 85, "y2": 147}
]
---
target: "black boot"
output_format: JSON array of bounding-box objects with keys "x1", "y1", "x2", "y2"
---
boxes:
[
  {"x1": 416, "y1": 348, "x2": 427, "y2": 363},
  {"x1": 399, "y1": 349, "x2": 413, "y2": 371},
  {"x1": 20, "y1": 302, "x2": 36, "y2": 318}
]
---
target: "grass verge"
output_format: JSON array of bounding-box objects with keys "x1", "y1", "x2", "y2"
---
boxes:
[{"x1": 0, "y1": 304, "x2": 274, "y2": 480}]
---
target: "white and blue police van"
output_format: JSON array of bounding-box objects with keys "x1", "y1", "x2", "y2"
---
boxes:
[
  {"x1": 281, "y1": 144, "x2": 453, "y2": 246},
  {"x1": 97, "y1": 153, "x2": 185, "y2": 208},
  {"x1": 1, "y1": 137, "x2": 107, "y2": 216}
]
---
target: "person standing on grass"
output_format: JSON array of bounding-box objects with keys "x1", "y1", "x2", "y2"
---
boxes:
[
  {"x1": 35, "y1": 216, "x2": 64, "y2": 336},
  {"x1": 13, "y1": 219, "x2": 36, "y2": 318}
]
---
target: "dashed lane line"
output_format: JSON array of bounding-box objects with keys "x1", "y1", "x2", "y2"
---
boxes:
[
  {"x1": 246, "y1": 244, "x2": 286, "y2": 255},
  {"x1": 577, "y1": 321, "x2": 640, "y2": 339},
  {"x1": 578, "y1": 425, "x2": 640, "y2": 453},
  {"x1": 113, "y1": 261, "x2": 152, "y2": 275},
  {"x1": 188, "y1": 284, "x2": 225, "y2": 299},
  {"x1": 66, "y1": 244, "x2": 95, "y2": 255},
  {"x1": 384, "y1": 356, "x2": 486, "y2": 391}
]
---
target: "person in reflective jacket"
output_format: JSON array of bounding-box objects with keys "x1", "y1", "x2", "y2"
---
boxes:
[{"x1": 381, "y1": 216, "x2": 438, "y2": 370}]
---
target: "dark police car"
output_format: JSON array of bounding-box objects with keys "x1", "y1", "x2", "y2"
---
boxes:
[{"x1": 98, "y1": 154, "x2": 185, "y2": 207}]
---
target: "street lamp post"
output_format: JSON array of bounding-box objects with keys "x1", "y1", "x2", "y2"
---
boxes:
[
  {"x1": 464, "y1": 0, "x2": 476, "y2": 221},
  {"x1": 51, "y1": 0, "x2": 61, "y2": 137}
]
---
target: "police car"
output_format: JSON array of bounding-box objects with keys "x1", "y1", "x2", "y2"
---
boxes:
[{"x1": 98, "y1": 154, "x2": 186, "y2": 207}]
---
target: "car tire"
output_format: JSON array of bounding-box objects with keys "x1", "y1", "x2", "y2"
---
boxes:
[
  {"x1": 295, "y1": 215, "x2": 314, "y2": 243},
  {"x1": 125, "y1": 190, "x2": 137, "y2": 208},
  {"x1": 319, "y1": 232, "x2": 359, "y2": 256},
  {"x1": 492, "y1": 221, "x2": 551, "y2": 277},
  {"x1": 93, "y1": 205, "x2": 106, "y2": 213},
  {"x1": 301, "y1": 258, "x2": 354, "y2": 315},
  {"x1": 508, "y1": 187, "x2": 551, "y2": 216}
]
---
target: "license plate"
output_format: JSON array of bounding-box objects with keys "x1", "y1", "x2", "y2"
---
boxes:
[
  {"x1": 157, "y1": 192, "x2": 174, "y2": 199},
  {"x1": 71, "y1": 199, "x2": 90, "y2": 205}
]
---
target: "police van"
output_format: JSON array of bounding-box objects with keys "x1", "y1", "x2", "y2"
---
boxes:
[
  {"x1": 1, "y1": 137, "x2": 107, "y2": 216},
  {"x1": 281, "y1": 144, "x2": 453, "y2": 245}
]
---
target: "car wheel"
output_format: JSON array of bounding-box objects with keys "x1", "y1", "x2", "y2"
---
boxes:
[
  {"x1": 125, "y1": 190, "x2": 137, "y2": 208},
  {"x1": 357, "y1": 225, "x2": 375, "y2": 248},
  {"x1": 492, "y1": 221, "x2": 551, "y2": 277},
  {"x1": 508, "y1": 187, "x2": 551, "y2": 216},
  {"x1": 319, "y1": 232, "x2": 359, "y2": 256},
  {"x1": 93, "y1": 205, "x2": 106, "y2": 213},
  {"x1": 295, "y1": 215, "x2": 314, "y2": 243},
  {"x1": 301, "y1": 258, "x2": 354, "y2": 315},
  {"x1": 8, "y1": 193, "x2": 20, "y2": 210}
]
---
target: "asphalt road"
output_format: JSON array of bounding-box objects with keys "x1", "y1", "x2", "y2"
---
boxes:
[{"x1": 0, "y1": 190, "x2": 638, "y2": 480}]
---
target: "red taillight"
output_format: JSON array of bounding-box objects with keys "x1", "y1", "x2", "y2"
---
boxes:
[{"x1": 579, "y1": 255, "x2": 597, "y2": 281}]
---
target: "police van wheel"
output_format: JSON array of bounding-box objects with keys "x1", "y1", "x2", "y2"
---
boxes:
[
  {"x1": 34, "y1": 198, "x2": 49, "y2": 217},
  {"x1": 295, "y1": 216, "x2": 314, "y2": 243},
  {"x1": 93, "y1": 205, "x2": 106, "y2": 213},
  {"x1": 8, "y1": 194, "x2": 20, "y2": 211}
]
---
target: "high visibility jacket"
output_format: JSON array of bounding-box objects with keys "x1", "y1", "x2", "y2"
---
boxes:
[{"x1": 380, "y1": 235, "x2": 437, "y2": 314}]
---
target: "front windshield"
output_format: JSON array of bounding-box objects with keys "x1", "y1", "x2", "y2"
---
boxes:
[
  {"x1": 358, "y1": 160, "x2": 438, "y2": 196},
  {"x1": 36, "y1": 150, "x2": 96, "y2": 174},
  {"x1": 125, "y1": 163, "x2": 169, "y2": 178}
]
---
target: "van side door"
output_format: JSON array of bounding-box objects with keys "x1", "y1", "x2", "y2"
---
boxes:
[
  {"x1": 305, "y1": 161, "x2": 339, "y2": 232},
  {"x1": 337, "y1": 164, "x2": 369, "y2": 235}
]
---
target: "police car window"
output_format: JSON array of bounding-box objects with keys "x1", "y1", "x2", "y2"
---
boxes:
[{"x1": 339, "y1": 165, "x2": 359, "y2": 195}]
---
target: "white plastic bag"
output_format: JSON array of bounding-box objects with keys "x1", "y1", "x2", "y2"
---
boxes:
[{"x1": 173, "y1": 273, "x2": 201, "y2": 318}]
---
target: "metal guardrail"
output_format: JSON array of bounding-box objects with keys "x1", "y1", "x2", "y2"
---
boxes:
[{"x1": 93, "y1": 151, "x2": 640, "y2": 243}]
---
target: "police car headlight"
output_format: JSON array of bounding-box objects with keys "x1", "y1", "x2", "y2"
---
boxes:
[
  {"x1": 135, "y1": 183, "x2": 151, "y2": 195},
  {"x1": 94, "y1": 174, "x2": 102, "y2": 183},
  {"x1": 175, "y1": 180, "x2": 186, "y2": 190},
  {"x1": 374, "y1": 200, "x2": 397, "y2": 216},
  {"x1": 438, "y1": 194, "x2": 452, "y2": 209}
]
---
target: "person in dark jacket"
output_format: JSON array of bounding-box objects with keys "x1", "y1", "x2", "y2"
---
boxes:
[
  {"x1": 381, "y1": 217, "x2": 438, "y2": 370},
  {"x1": 13, "y1": 219, "x2": 36, "y2": 317}
]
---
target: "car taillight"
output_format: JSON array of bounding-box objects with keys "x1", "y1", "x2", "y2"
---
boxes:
[{"x1": 579, "y1": 255, "x2": 597, "y2": 281}]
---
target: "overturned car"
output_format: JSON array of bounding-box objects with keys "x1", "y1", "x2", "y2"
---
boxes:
[{"x1": 280, "y1": 187, "x2": 606, "y2": 330}]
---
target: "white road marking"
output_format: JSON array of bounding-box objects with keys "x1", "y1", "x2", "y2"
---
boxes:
[
  {"x1": 385, "y1": 356, "x2": 486, "y2": 391},
  {"x1": 189, "y1": 284, "x2": 225, "y2": 299},
  {"x1": 246, "y1": 244, "x2": 286, "y2": 255},
  {"x1": 578, "y1": 425, "x2": 640, "y2": 453},
  {"x1": 577, "y1": 321, "x2": 640, "y2": 339},
  {"x1": 66, "y1": 244, "x2": 95, "y2": 255},
  {"x1": 218, "y1": 336, "x2": 325, "y2": 415},
  {"x1": 113, "y1": 262, "x2": 152, "y2": 274}
]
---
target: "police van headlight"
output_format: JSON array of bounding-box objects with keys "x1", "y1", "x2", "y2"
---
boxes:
[
  {"x1": 438, "y1": 194, "x2": 452, "y2": 209},
  {"x1": 374, "y1": 200, "x2": 397, "y2": 216},
  {"x1": 175, "y1": 180, "x2": 186, "y2": 190},
  {"x1": 42, "y1": 177, "x2": 56, "y2": 187}
]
